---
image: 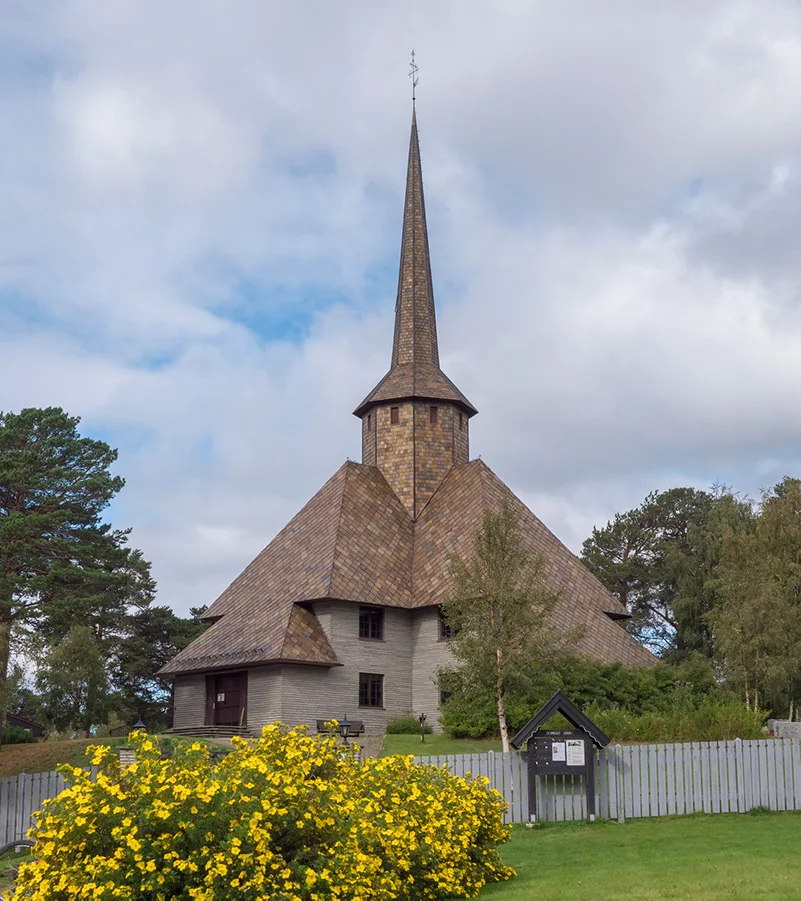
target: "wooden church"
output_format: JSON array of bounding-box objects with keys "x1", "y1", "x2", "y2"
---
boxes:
[{"x1": 160, "y1": 109, "x2": 654, "y2": 736}]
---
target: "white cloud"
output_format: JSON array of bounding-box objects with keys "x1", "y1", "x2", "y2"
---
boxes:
[{"x1": 2, "y1": 0, "x2": 801, "y2": 612}]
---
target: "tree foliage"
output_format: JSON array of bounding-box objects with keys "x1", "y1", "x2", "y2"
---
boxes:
[
  {"x1": 709, "y1": 477, "x2": 801, "y2": 712},
  {"x1": 582, "y1": 477, "x2": 801, "y2": 718},
  {"x1": 0, "y1": 407, "x2": 125, "y2": 681},
  {"x1": 439, "y1": 499, "x2": 579, "y2": 752},
  {"x1": 37, "y1": 625, "x2": 110, "y2": 736},
  {"x1": 0, "y1": 407, "x2": 206, "y2": 735},
  {"x1": 581, "y1": 487, "x2": 754, "y2": 658}
]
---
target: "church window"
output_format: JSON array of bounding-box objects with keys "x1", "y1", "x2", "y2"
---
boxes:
[
  {"x1": 367, "y1": 413, "x2": 372, "y2": 430},
  {"x1": 459, "y1": 412, "x2": 464, "y2": 430},
  {"x1": 359, "y1": 672, "x2": 384, "y2": 708},
  {"x1": 438, "y1": 607, "x2": 452, "y2": 640},
  {"x1": 429, "y1": 405, "x2": 438, "y2": 425},
  {"x1": 359, "y1": 606, "x2": 384, "y2": 640},
  {"x1": 390, "y1": 406, "x2": 399, "y2": 425}
]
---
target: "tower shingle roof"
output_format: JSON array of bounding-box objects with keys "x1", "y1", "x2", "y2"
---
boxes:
[{"x1": 354, "y1": 111, "x2": 477, "y2": 418}]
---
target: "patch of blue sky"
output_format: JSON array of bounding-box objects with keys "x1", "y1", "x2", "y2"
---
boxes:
[
  {"x1": 0, "y1": 289, "x2": 44, "y2": 327},
  {"x1": 474, "y1": 162, "x2": 543, "y2": 228},
  {"x1": 223, "y1": 277, "x2": 351, "y2": 344},
  {"x1": 687, "y1": 176, "x2": 705, "y2": 199},
  {"x1": 0, "y1": 290, "x2": 95, "y2": 346},
  {"x1": 0, "y1": 25, "x2": 60, "y2": 87},
  {"x1": 84, "y1": 422, "x2": 154, "y2": 460},
  {"x1": 283, "y1": 147, "x2": 337, "y2": 181},
  {"x1": 0, "y1": 289, "x2": 185, "y2": 370}
]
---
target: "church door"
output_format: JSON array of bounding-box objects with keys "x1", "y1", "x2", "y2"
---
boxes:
[{"x1": 205, "y1": 672, "x2": 248, "y2": 727}]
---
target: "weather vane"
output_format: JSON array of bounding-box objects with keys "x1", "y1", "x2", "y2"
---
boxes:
[{"x1": 409, "y1": 50, "x2": 419, "y2": 106}]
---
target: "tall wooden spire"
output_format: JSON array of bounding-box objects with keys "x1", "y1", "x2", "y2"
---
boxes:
[
  {"x1": 354, "y1": 110, "x2": 476, "y2": 419},
  {"x1": 355, "y1": 108, "x2": 477, "y2": 519},
  {"x1": 391, "y1": 109, "x2": 439, "y2": 371}
]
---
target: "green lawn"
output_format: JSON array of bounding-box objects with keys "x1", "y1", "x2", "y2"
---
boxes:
[
  {"x1": 476, "y1": 812, "x2": 801, "y2": 900},
  {"x1": 381, "y1": 733, "x2": 502, "y2": 756},
  {"x1": 0, "y1": 848, "x2": 30, "y2": 894}
]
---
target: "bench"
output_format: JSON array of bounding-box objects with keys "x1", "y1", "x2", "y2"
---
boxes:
[{"x1": 316, "y1": 719, "x2": 365, "y2": 736}]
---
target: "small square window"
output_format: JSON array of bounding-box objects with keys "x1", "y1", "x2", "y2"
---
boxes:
[
  {"x1": 359, "y1": 606, "x2": 384, "y2": 640},
  {"x1": 390, "y1": 406, "x2": 399, "y2": 425},
  {"x1": 439, "y1": 689, "x2": 452, "y2": 707},
  {"x1": 429, "y1": 406, "x2": 438, "y2": 425},
  {"x1": 359, "y1": 672, "x2": 384, "y2": 708},
  {"x1": 438, "y1": 607, "x2": 452, "y2": 641}
]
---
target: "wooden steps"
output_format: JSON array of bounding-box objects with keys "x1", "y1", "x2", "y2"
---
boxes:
[{"x1": 166, "y1": 726, "x2": 251, "y2": 739}]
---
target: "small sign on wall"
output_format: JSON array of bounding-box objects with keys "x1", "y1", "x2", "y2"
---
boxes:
[{"x1": 551, "y1": 742, "x2": 566, "y2": 762}]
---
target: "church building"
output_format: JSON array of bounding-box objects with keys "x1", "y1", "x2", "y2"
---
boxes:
[{"x1": 160, "y1": 109, "x2": 654, "y2": 735}]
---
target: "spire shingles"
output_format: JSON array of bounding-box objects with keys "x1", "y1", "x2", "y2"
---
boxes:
[
  {"x1": 354, "y1": 111, "x2": 477, "y2": 418},
  {"x1": 392, "y1": 110, "x2": 439, "y2": 371}
]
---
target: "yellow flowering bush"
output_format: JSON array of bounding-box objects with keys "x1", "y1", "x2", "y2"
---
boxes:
[{"x1": 8, "y1": 725, "x2": 514, "y2": 900}]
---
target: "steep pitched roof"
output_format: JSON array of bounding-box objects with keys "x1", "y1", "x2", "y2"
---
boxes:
[
  {"x1": 159, "y1": 463, "x2": 412, "y2": 676},
  {"x1": 163, "y1": 459, "x2": 653, "y2": 676},
  {"x1": 413, "y1": 460, "x2": 654, "y2": 668},
  {"x1": 354, "y1": 111, "x2": 477, "y2": 419}
]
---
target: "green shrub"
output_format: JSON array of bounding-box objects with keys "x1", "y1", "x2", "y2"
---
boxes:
[
  {"x1": 386, "y1": 714, "x2": 433, "y2": 735},
  {"x1": 441, "y1": 655, "x2": 764, "y2": 743},
  {"x1": 2, "y1": 724, "x2": 37, "y2": 745},
  {"x1": 585, "y1": 698, "x2": 766, "y2": 742},
  {"x1": 12, "y1": 726, "x2": 514, "y2": 900}
]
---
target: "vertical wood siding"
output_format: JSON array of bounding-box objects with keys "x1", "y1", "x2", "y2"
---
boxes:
[{"x1": 417, "y1": 739, "x2": 801, "y2": 823}]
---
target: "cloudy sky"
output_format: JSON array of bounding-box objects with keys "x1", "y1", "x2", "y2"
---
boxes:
[{"x1": 3, "y1": 1, "x2": 801, "y2": 615}]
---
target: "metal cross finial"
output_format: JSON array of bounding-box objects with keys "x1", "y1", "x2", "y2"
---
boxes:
[{"x1": 409, "y1": 50, "x2": 419, "y2": 106}]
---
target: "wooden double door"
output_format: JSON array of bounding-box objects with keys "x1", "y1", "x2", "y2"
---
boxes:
[{"x1": 205, "y1": 671, "x2": 248, "y2": 727}]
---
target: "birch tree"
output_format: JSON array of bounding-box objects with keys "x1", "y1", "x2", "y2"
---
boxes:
[{"x1": 440, "y1": 499, "x2": 576, "y2": 753}]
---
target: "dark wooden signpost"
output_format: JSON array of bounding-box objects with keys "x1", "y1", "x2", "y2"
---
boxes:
[{"x1": 510, "y1": 691, "x2": 610, "y2": 822}]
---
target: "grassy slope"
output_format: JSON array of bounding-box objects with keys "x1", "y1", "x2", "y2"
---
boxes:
[
  {"x1": 476, "y1": 813, "x2": 801, "y2": 901},
  {"x1": 0, "y1": 736, "x2": 232, "y2": 777},
  {"x1": 381, "y1": 733, "x2": 502, "y2": 756},
  {"x1": 0, "y1": 738, "x2": 127, "y2": 777}
]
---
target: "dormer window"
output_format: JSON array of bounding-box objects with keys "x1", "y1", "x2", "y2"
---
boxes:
[
  {"x1": 390, "y1": 406, "x2": 399, "y2": 425},
  {"x1": 429, "y1": 406, "x2": 438, "y2": 425}
]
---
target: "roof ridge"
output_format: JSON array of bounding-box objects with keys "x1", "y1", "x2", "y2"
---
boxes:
[
  {"x1": 476, "y1": 460, "x2": 629, "y2": 618},
  {"x1": 328, "y1": 461, "x2": 357, "y2": 597},
  {"x1": 273, "y1": 464, "x2": 352, "y2": 661}
]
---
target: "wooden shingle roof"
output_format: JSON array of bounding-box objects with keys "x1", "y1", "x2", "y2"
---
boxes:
[
  {"x1": 353, "y1": 111, "x2": 477, "y2": 419},
  {"x1": 161, "y1": 460, "x2": 653, "y2": 676}
]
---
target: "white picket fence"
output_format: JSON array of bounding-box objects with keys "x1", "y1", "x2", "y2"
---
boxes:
[
  {"x1": 0, "y1": 768, "x2": 99, "y2": 846},
  {"x1": 418, "y1": 739, "x2": 801, "y2": 823},
  {"x1": 2, "y1": 740, "x2": 800, "y2": 841}
]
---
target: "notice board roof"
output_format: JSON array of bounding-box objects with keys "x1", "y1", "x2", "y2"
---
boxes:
[{"x1": 509, "y1": 691, "x2": 611, "y2": 750}]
